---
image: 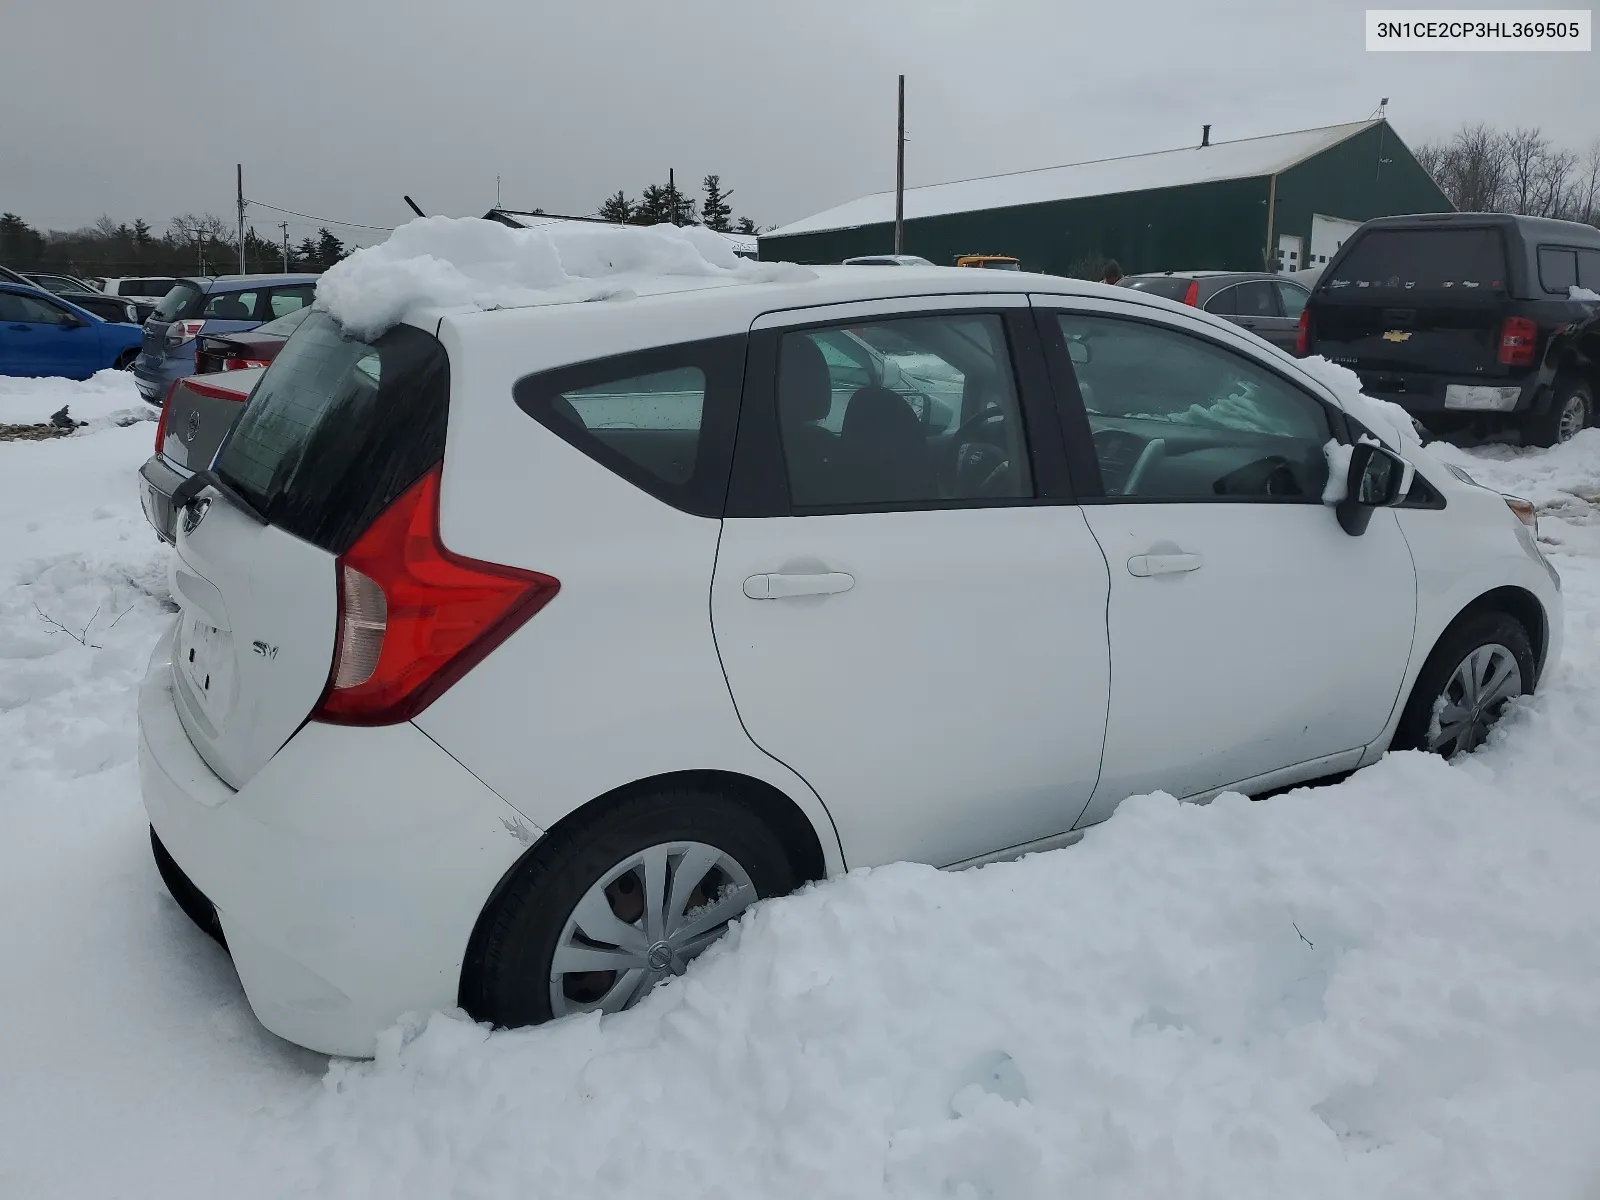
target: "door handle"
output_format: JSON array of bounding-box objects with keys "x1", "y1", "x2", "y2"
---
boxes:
[
  {"x1": 1127, "y1": 553, "x2": 1202, "y2": 577},
  {"x1": 743, "y1": 572, "x2": 855, "y2": 599}
]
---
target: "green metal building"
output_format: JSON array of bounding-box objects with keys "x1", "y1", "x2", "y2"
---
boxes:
[{"x1": 759, "y1": 120, "x2": 1451, "y2": 276}]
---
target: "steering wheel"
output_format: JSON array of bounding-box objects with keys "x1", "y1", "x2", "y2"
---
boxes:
[{"x1": 948, "y1": 406, "x2": 1014, "y2": 497}]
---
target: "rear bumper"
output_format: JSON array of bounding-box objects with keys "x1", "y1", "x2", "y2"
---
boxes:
[
  {"x1": 139, "y1": 454, "x2": 188, "y2": 543},
  {"x1": 1353, "y1": 369, "x2": 1543, "y2": 417},
  {"x1": 133, "y1": 349, "x2": 194, "y2": 406},
  {"x1": 137, "y1": 622, "x2": 540, "y2": 1057}
]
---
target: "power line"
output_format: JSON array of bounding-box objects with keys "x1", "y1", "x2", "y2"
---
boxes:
[{"x1": 242, "y1": 199, "x2": 396, "y2": 231}]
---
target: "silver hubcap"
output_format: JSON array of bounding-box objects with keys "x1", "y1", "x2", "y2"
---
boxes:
[
  {"x1": 1558, "y1": 394, "x2": 1587, "y2": 442},
  {"x1": 549, "y1": 841, "x2": 757, "y2": 1018},
  {"x1": 1427, "y1": 643, "x2": 1522, "y2": 757}
]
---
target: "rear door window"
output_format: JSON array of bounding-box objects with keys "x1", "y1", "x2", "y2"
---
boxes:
[
  {"x1": 1327, "y1": 227, "x2": 1508, "y2": 292},
  {"x1": 513, "y1": 336, "x2": 746, "y2": 517},
  {"x1": 1275, "y1": 281, "x2": 1309, "y2": 319},
  {"x1": 201, "y1": 290, "x2": 263, "y2": 320},
  {"x1": 1203, "y1": 287, "x2": 1237, "y2": 316},
  {"x1": 1234, "y1": 281, "x2": 1278, "y2": 317},
  {"x1": 266, "y1": 285, "x2": 315, "y2": 317},
  {"x1": 214, "y1": 309, "x2": 449, "y2": 554},
  {"x1": 1538, "y1": 247, "x2": 1579, "y2": 294}
]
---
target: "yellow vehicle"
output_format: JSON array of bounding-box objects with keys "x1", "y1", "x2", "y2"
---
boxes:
[{"x1": 954, "y1": 255, "x2": 1020, "y2": 271}]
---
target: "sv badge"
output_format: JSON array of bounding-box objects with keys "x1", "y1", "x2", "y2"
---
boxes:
[{"x1": 251, "y1": 640, "x2": 279, "y2": 660}]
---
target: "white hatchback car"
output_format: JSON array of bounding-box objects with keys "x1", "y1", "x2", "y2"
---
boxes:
[{"x1": 139, "y1": 267, "x2": 1562, "y2": 1056}]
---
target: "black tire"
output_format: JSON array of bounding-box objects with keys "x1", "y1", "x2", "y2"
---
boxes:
[
  {"x1": 460, "y1": 785, "x2": 797, "y2": 1030},
  {"x1": 1392, "y1": 610, "x2": 1535, "y2": 758},
  {"x1": 149, "y1": 827, "x2": 227, "y2": 949},
  {"x1": 1520, "y1": 378, "x2": 1591, "y2": 448},
  {"x1": 114, "y1": 349, "x2": 138, "y2": 371}
]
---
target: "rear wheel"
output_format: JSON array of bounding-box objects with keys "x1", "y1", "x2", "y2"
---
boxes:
[
  {"x1": 1393, "y1": 611, "x2": 1534, "y2": 758},
  {"x1": 460, "y1": 785, "x2": 796, "y2": 1029},
  {"x1": 1520, "y1": 379, "x2": 1590, "y2": 448}
]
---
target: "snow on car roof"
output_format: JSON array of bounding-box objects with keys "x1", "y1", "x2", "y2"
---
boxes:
[
  {"x1": 315, "y1": 216, "x2": 812, "y2": 340},
  {"x1": 767, "y1": 120, "x2": 1380, "y2": 239},
  {"x1": 489, "y1": 209, "x2": 759, "y2": 257}
]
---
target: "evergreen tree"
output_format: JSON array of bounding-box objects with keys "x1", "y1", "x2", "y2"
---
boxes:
[
  {"x1": 315, "y1": 227, "x2": 346, "y2": 267},
  {"x1": 0, "y1": 212, "x2": 45, "y2": 266},
  {"x1": 597, "y1": 191, "x2": 635, "y2": 224},
  {"x1": 635, "y1": 185, "x2": 672, "y2": 225},
  {"x1": 132, "y1": 218, "x2": 152, "y2": 248},
  {"x1": 700, "y1": 175, "x2": 733, "y2": 232},
  {"x1": 733, "y1": 215, "x2": 758, "y2": 235},
  {"x1": 296, "y1": 237, "x2": 318, "y2": 269},
  {"x1": 668, "y1": 182, "x2": 697, "y2": 226}
]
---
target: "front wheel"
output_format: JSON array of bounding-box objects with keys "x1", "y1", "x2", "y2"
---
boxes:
[
  {"x1": 460, "y1": 786, "x2": 796, "y2": 1029},
  {"x1": 1392, "y1": 611, "x2": 1534, "y2": 758},
  {"x1": 114, "y1": 349, "x2": 138, "y2": 372}
]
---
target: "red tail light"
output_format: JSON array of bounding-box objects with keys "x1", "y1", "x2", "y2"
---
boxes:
[
  {"x1": 1182, "y1": 280, "x2": 1199, "y2": 306},
  {"x1": 153, "y1": 381, "x2": 180, "y2": 451},
  {"x1": 221, "y1": 357, "x2": 270, "y2": 371},
  {"x1": 312, "y1": 466, "x2": 560, "y2": 726},
  {"x1": 1295, "y1": 307, "x2": 1311, "y2": 356},
  {"x1": 166, "y1": 318, "x2": 206, "y2": 347},
  {"x1": 1497, "y1": 316, "x2": 1537, "y2": 367}
]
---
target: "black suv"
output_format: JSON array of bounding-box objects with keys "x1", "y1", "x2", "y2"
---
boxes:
[{"x1": 1302, "y1": 213, "x2": 1600, "y2": 446}]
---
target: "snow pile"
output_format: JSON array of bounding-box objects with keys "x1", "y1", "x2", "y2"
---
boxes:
[
  {"x1": 0, "y1": 368, "x2": 155, "y2": 429},
  {"x1": 1297, "y1": 355, "x2": 1423, "y2": 448},
  {"x1": 4, "y1": 370, "x2": 1600, "y2": 1197},
  {"x1": 1569, "y1": 285, "x2": 1600, "y2": 302},
  {"x1": 316, "y1": 216, "x2": 815, "y2": 340}
]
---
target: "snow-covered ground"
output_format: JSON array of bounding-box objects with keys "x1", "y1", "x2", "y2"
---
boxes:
[{"x1": 3, "y1": 371, "x2": 1600, "y2": 1198}]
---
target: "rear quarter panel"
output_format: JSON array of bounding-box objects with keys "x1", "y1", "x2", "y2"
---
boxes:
[{"x1": 412, "y1": 301, "x2": 846, "y2": 874}]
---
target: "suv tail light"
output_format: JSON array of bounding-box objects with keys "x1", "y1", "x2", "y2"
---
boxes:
[
  {"x1": 166, "y1": 319, "x2": 206, "y2": 347},
  {"x1": 1182, "y1": 280, "x2": 1199, "y2": 306},
  {"x1": 1295, "y1": 307, "x2": 1311, "y2": 356},
  {"x1": 153, "y1": 381, "x2": 180, "y2": 451},
  {"x1": 312, "y1": 465, "x2": 560, "y2": 725},
  {"x1": 1497, "y1": 316, "x2": 1537, "y2": 367}
]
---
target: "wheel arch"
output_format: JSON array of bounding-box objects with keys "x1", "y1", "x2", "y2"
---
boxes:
[
  {"x1": 457, "y1": 768, "x2": 830, "y2": 1010},
  {"x1": 1437, "y1": 584, "x2": 1549, "y2": 685}
]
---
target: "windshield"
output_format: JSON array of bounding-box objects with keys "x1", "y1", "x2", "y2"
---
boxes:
[{"x1": 152, "y1": 282, "x2": 201, "y2": 320}]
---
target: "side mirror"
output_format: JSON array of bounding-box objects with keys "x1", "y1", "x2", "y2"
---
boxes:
[
  {"x1": 881, "y1": 357, "x2": 906, "y2": 390},
  {"x1": 1068, "y1": 339, "x2": 1092, "y2": 366},
  {"x1": 1336, "y1": 441, "x2": 1410, "y2": 535}
]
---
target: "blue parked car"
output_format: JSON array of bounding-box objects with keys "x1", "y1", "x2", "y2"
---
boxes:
[
  {"x1": 133, "y1": 273, "x2": 317, "y2": 405},
  {"x1": 0, "y1": 282, "x2": 144, "y2": 378}
]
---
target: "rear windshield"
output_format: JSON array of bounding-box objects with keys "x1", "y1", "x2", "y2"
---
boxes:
[
  {"x1": 152, "y1": 282, "x2": 201, "y2": 320},
  {"x1": 214, "y1": 309, "x2": 448, "y2": 554},
  {"x1": 251, "y1": 305, "x2": 313, "y2": 337},
  {"x1": 1122, "y1": 276, "x2": 1193, "y2": 300},
  {"x1": 1327, "y1": 228, "x2": 1508, "y2": 293},
  {"x1": 979, "y1": 261, "x2": 1020, "y2": 270}
]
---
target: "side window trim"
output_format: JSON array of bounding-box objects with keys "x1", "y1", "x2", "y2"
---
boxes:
[
  {"x1": 1201, "y1": 284, "x2": 1236, "y2": 316},
  {"x1": 1032, "y1": 299, "x2": 1349, "y2": 505},
  {"x1": 512, "y1": 334, "x2": 746, "y2": 518}
]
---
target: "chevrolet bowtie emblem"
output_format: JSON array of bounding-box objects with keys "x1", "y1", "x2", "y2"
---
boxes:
[{"x1": 1382, "y1": 330, "x2": 1412, "y2": 342}]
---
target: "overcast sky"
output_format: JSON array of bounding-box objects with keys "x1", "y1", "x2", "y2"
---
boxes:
[{"x1": 3, "y1": 0, "x2": 1596, "y2": 245}]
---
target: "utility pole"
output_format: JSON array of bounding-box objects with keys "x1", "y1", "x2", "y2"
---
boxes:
[
  {"x1": 497, "y1": 175, "x2": 502, "y2": 210},
  {"x1": 894, "y1": 74, "x2": 906, "y2": 255},
  {"x1": 669, "y1": 167, "x2": 677, "y2": 225},
  {"x1": 236, "y1": 164, "x2": 246, "y2": 275},
  {"x1": 278, "y1": 221, "x2": 290, "y2": 271}
]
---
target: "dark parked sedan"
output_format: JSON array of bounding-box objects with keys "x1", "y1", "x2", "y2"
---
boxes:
[
  {"x1": 1120, "y1": 270, "x2": 1310, "y2": 353},
  {"x1": 192, "y1": 304, "x2": 311, "y2": 374}
]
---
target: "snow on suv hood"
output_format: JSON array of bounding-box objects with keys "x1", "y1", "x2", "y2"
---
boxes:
[{"x1": 316, "y1": 216, "x2": 814, "y2": 340}]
